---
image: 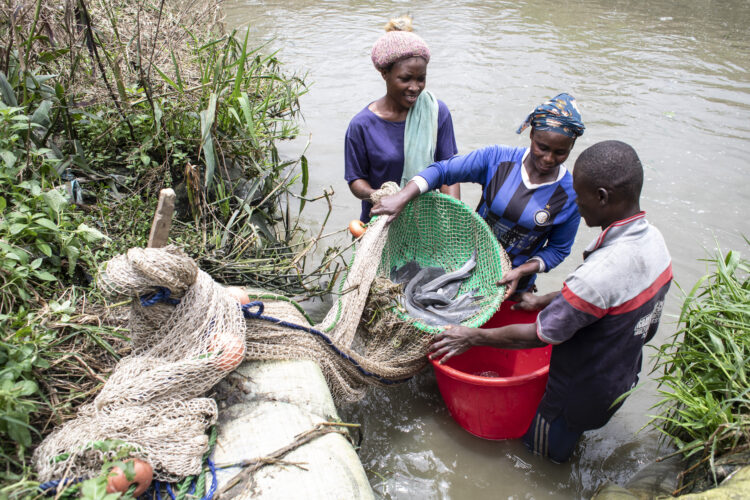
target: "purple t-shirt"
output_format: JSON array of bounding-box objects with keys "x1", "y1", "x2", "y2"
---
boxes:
[{"x1": 344, "y1": 99, "x2": 457, "y2": 222}]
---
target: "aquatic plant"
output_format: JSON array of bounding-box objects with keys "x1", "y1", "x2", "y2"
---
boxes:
[{"x1": 649, "y1": 243, "x2": 749, "y2": 491}]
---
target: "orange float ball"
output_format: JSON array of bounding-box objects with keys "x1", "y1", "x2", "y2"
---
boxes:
[
  {"x1": 106, "y1": 458, "x2": 153, "y2": 497},
  {"x1": 208, "y1": 333, "x2": 246, "y2": 371},
  {"x1": 349, "y1": 219, "x2": 366, "y2": 238},
  {"x1": 226, "y1": 286, "x2": 251, "y2": 305}
]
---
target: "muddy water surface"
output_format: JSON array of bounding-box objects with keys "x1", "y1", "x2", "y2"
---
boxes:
[{"x1": 223, "y1": 1, "x2": 750, "y2": 498}]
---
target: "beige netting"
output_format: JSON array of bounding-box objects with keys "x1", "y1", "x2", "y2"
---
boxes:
[
  {"x1": 33, "y1": 246, "x2": 247, "y2": 482},
  {"x1": 244, "y1": 182, "x2": 435, "y2": 402},
  {"x1": 33, "y1": 182, "x2": 498, "y2": 483}
]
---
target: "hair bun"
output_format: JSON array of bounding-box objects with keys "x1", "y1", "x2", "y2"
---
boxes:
[{"x1": 384, "y1": 15, "x2": 413, "y2": 32}]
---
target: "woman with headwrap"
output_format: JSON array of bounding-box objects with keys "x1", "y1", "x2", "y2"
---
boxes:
[
  {"x1": 372, "y1": 93, "x2": 585, "y2": 299},
  {"x1": 345, "y1": 16, "x2": 459, "y2": 223}
]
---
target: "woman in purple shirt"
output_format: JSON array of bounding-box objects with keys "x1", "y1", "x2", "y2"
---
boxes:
[{"x1": 344, "y1": 17, "x2": 459, "y2": 222}]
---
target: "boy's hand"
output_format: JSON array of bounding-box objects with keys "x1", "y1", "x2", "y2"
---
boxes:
[{"x1": 428, "y1": 325, "x2": 479, "y2": 364}]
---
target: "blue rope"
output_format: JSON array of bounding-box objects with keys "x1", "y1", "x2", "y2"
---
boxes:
[
  {"x1": 139, "y1": 290, "x2": 412, "y2": 385},
  {"x1": 155, "y1": 458, "x2": 215, "y2": 500},
  {"x1": 140, "y1": 287, "x2": 181, "y2": 307},
  {"x1": 38, "y1": 477, "x2": 85, "y2": 495},
  {"x1": 204, "y1": 458, "x2": 218, "y2": 500},
  {"x1": 241, "y1": 301, "x2": 411, "y2": 385}
]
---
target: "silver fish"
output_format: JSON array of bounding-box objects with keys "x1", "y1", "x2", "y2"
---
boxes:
[
  {"x1": 413, "y1": 276, "x2": 464, "y2": 305},
  {"x1": 401, "y1": 267, "x2": 452, "y2": 325},
  {"x1": 411, "y1": 291, "x2": 453, "y2": 307},
  {"x1": 397, "y1": 252, "x2": 482, "y2": 327},
  {"x1": 390, "y1": 261, "x2": 422, "y2": 285},
  {"x1": 418, "y1": 251, "x2": 477, "y2": 294}
]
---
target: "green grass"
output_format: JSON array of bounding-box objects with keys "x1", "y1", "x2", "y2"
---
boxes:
[{"x1": 648, "y1": 242, "x2": 749, "y2": 488}]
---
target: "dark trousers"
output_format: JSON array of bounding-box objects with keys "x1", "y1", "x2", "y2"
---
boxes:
[{"x1": 522, "y1": 411, "x2": 582, "y2": 463}]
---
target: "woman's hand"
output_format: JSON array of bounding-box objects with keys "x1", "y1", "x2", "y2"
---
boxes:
[
  {"x1": 497, "y1": 268, "x2": 523, "y2": 300},
  {"x1": 497, "y1": 259, "x2": 543, "y2": 300},
  {"x1": 370, "y1": 193, "x2": 408, "y2": 222},
  {"x1": 370, "y1": 181, "x2": 421, "y2": 223},
  {"x1": 428, "y1": 325, "x2": 480, "y2": 364}
]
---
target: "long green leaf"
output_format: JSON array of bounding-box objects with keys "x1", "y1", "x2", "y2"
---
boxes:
[
  {"x1": 231, "y1": 28, "x2": 251, "y2": 99},
  {"x1": 153, "y1": 64, "x2": 179, "y2": 91},
  {"x1": 0, "y1": 71, "x2": 18, "y2": 106},
  {"x1": 298, "y1": 154, "x2": 309, "y2": 213},
  {"x1": 30, "y1": 100, "x2": 52, "y2": 128},
  {"x1": 170, "y1": 49, "x2": 184, "y2": 93}
]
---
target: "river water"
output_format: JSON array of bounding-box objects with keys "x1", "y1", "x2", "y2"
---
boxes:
[{"x1": 222, "y1": 1, "x2": 750, "y2": 498}]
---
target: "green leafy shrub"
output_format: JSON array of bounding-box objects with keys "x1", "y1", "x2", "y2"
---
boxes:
[
  {"x1": 0, "y1": 103, "x2": 107, "y2": 477},
  {"x1": 0, "y1": 1, "x2": 342, "y2": 493},
  {"x1": 0, "y1": 104, "x2": 107, "y2": 315}
]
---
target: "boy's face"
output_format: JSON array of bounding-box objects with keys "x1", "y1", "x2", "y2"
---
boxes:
[{"x1": 572, "y1": 168, "x2": 603, "y2": 227}]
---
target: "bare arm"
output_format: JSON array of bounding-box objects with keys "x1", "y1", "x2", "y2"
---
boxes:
[
  {"x1": 348, "y1": 179, "x2": 377, "y2": 202},
  {"x1": 511, "y1": 291, "x2": 559, "y2": 311},
  {"x1": 429, "y1": 323, "x2": 546, "y2": 364},
  {"x1": 439, "y1": 183, "x2": 460, "y2": 200}
]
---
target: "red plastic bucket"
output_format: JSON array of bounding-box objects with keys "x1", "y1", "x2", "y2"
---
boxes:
[{"x1": 430, "y1": 301, "x2": 551, "y2": 440}]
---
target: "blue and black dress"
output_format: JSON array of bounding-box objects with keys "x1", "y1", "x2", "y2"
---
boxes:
[{"x1": 417, "y1": 145, "x2": 581, "y2": 291}]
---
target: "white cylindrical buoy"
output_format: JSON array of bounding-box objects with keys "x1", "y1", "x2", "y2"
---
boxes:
[{"x1": 212, "y1": 358, "x2": 374, "y2": 499}]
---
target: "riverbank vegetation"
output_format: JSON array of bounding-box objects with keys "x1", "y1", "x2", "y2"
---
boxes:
[
  {"x1": 649, "y1": 245, "x2": 749, "y2": 495},
  {"x1": 1, "y1": 0, "x2": 343, "y2": 494},
  {"x1": 3, "y1": 1, "x2": 749, "y2": 499}
]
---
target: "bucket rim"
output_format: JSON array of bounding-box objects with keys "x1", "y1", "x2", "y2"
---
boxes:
[{"x1": 429, "y1": 350, "x2": 550, "y2": 387}]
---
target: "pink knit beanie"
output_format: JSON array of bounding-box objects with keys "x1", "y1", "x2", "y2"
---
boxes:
[{"x1": 370, "y1": 18, "x2": 430, "y2": 71}]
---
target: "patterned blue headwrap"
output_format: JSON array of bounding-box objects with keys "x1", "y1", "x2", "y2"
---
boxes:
[{"x1": 516, "y1": 93, "x2": 585, "y2": 138}]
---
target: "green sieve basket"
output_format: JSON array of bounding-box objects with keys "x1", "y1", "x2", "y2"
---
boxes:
[{"x1": 377, "y1": 191, "x2": 510, "y2": 334}]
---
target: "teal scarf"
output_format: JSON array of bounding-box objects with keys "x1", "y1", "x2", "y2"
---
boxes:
[{"x1": 402, "y1": 90, "x2": 439, "y2": 187}]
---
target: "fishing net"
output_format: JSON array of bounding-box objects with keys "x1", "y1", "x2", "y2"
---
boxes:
[
  {"x1": 33, "y1": 246, "x2": 246, "y2": 483},
  {"x1": 32, "y1": 182, "x2": 510, "y2": 484},
  {"x1": 377, "y1": 191, "x2": 510, "y2": 334},
  {"x1": 244, "y1": 182, "x2": 417, "y2": 403},
  {"x1": 307, "y1": 185, "x2": 510, "y2": 400}
]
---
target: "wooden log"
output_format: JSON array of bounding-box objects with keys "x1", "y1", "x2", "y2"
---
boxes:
[{"x1": 147, "y1": 188, "x2": 176, "y2": 248}]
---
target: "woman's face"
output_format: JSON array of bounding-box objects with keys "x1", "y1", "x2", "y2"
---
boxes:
[
  {"x1": 381, "y1": 56, "x2": 427, "y2": 111},
  {"x1": 528, "y1": 129, "x2": 576, "y2": 177}
]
